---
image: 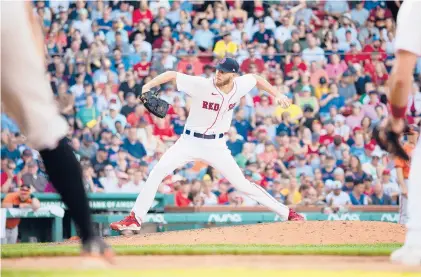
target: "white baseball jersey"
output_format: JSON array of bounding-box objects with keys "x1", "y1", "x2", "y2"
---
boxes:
[
  {"x1": 394, "y1": 0, "x2": 421, "y2": 56},
  {"x1": 176, "y1": 73, "x2": 257, "y2": 134}
]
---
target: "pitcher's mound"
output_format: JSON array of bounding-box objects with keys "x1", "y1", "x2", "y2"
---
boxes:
[{"x1": 107, "y1": 221, "x2": 405, "y2": 246}]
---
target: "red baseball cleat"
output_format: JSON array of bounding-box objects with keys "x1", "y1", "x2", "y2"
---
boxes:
[
  {"x1": 110, "y1": 212, "x2": 141, "y2": 231},
  {"x1": 288, "y1": 208, "x2": 304, "y2": 221}
]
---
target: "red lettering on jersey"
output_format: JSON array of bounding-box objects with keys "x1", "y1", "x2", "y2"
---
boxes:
[
  {"x1": 202, "y1": 101, "x2": 221, "y2": 111},
  {"x1": 228, "y1": 103, "x2": 236, "y2": 111}
]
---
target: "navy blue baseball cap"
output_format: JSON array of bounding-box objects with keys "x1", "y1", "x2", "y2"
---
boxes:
[{"x1": 215, "y1": 58, "x2": 240, "y2": 73}]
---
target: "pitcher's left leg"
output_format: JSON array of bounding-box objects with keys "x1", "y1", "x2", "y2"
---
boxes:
[{"x1": 204, "y1": 146, "x2": 302, "y2": 221}]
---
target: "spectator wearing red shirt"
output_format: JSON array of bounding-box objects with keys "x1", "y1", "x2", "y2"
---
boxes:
[
  {"x1": 369, "y1": 2, "x2": 393, "y2": 28},
  {"x1": 344, "y1": 43, "x2": 364, "y2": 65},
  {"x1": 152, "y1": 26, "x2": 175, "y2": 49},
  {"x1": 175, "y1": 180, "x2": 192, "y2": 207},
  {"x1": 133, "y1": 52, "x2": 151, "y2": 78},
  {"x1": 284, "y1": 54, "x2": 307, "y2": 76},
  {"x1": 132, "y1": 2, "x2": 153, "y2": 25},
  {"x1": 153, "y1": 118, "x2": 177, "y2": 143},
  {"x1": 127, "y1": 105, "x2": 153, "y2": 127},
  {"x1": 217, "y1": 181, "x2": 230, "y2": 205},
  {"x1": 177, "y1": 56, "x2": 204, "y2": 76},
  {"x1": 319, "y1": 123, "x2": 335, "y2": 146},
  {"x1": 1, "y1": 159, "x2": 21, "y2": 193},
  {"x1": 361, "y1": 35, "x2": 387, "y2": 62},
  {"x1": 240, "y1": 48, "x2": 265, "y2": 73}
]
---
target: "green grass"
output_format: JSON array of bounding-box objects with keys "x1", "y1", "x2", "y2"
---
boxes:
[{"x1": 1, "y1": 243, "x2": 403, "y2": 258}]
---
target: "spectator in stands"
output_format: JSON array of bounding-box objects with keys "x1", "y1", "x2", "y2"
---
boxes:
[
  {"x1": 346, "y1": 102, "x2": 364, "y2": 129},
  {"x1": 122, "y1": 127, "x2": 147, "y2": 161},
  {"x1": 82, "y1": 165, "x2": 103, "y2": 193},
  {"x1": 326, "y1": 180, "x2": 351, "y2": 212},
  {"x1": 349, "y1": 180, "x2": 369, "y2": 205},
  {"x1": 343, "y1": 176, "x2": 355, "y2": 193},
  {"x1": 1, "y1": 184, "x2": 41, "y2": 244},
  {"x1": 381, "y1": 169, "x2": 399, "y2": 205},
  {"x1": 91, "y1": 147, "x2": 109, "y2": 175},
  {"x1": 21, "y1": 161, "x2": 48, "y2": 193},
  {"x1": 76, "y1": 95, "x2": 100, "y2": 129},
  {"x1": 79, "y1": 134, "x2": 98, "y2": 159},
  {"x1": 1, "y1": 159, "x2": 20, "y2": 193},
  {"x1": 283, "y1": 176, "x2": 301, "y2": 205},
  {"x1": 101, "y1": 104, "x2": 127, "y2": 133},
  {"x1": 175, "y1": 179, "x2": 191, "y2": 207},
  {"x1": 99, "y1": 164, "x2": 121, "y2": 193},
  {"x1": 302, "y1": 34, "x2": 325, "y2": 65},
  {"x1": 122, "y1": 169, "x2": 144, "y2": 193},
  {"x1": 201, "y1": 179, "x2": 218, "y2": 205},
  {"x1": 1, "y1": 134, "x2": 21, "y2": 162},
  {"x1": 350, "y1": 1, "x2": 370, "y2": 27},
  {"x1": 371, "y1": 181, "x2": 393, "y2": 205}
]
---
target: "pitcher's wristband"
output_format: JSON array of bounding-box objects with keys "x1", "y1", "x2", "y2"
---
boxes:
[{"x1": 389, "y1": 102, "x2": 407, "y2": 119}]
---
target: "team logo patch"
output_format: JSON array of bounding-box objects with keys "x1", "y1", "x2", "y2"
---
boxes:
[{"x1": 219, "y1": 58, "x2": 226, "y2": 64}]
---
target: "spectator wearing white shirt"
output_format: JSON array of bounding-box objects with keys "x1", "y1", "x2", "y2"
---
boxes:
[
  {"x1": 72, "y1": 9, "x2": 93, "y2": 43},
  {"x1": 362, "y1": 150, "x2": 384, "y2": 181},
  {"x1": 326, "y1": 181, "x2": 351, "y2": 212},
  {"x1": 121, "y1": 169, "x2": 144, "y2": 193},
  {"x1": 231, "y1": 19, "x2": 246, "y2": 46},
  {"x1": 201, "y1": 180, "x2": 218, "y2": 205},
  {"x1": 93, "y1": 59, "x2": 119, "y2": 85},
  {"x1": 99, "y1": 165, "x2": 123, "y2": 193},
  {"x1": 302, "y1": 35, "x2": 326, "y2": 64},
  {"x1": 381, "y1": 169, "x2": 400, "y2": 204},
  {"x1": 49, "y1": 1, "x2": 70, "y2": 14},
  {"x1": 101, "y1": 104, "x2": 127, "y2": 134},
  {"x1": 274, "y1": 15, "x2": 295, "y2": 44},
  {"x1": 334, "y1": 115, "x2": 350, "y2": 138},
  {"x1": 131, "y1": 35, "x2": 152, "y2": 63}
]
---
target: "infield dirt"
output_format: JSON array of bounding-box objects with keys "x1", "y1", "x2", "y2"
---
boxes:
[
  {"x1": 3, "y1": 221, "x2": 418, "y2": 273},
  {"x1": 106, "y1": 221, "x2": 406, "y2": 246}
]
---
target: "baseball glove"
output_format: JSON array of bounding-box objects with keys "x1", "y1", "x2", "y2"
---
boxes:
[
  {"x1": 372, "y1": 120, "x2": 410, "y2": 161},
  {"x1": 139, "y1": 88, "x2": 169, "y2": 118}
]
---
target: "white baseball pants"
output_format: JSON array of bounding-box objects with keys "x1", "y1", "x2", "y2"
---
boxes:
[
  {"x1": 132, "y1": 134, "x2": 290, "y2": 221},
  {"x1": 1, "y1": 2, "x2": 68, "y2": 150},
  {"x1": 404, "y1": 138, "x2": 421, "y2": 247}
]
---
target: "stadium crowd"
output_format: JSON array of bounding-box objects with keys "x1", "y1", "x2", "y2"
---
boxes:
[{"x1": 1, "y1": 0, "x2": 421, "y2": 213}]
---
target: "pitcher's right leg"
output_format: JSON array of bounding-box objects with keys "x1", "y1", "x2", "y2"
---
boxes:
[{"x1": 110, "y1": 138, "x2": 192, "y2": 231}]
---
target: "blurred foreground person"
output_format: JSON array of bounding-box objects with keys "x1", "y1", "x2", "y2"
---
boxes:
[{"x1": 1, "y1": 2, "x2": 113, "y2": 262}]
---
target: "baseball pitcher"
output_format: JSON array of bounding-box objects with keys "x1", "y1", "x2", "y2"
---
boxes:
[{"x1": 110, "y1": 58, "x2": 304, "y2": 231}]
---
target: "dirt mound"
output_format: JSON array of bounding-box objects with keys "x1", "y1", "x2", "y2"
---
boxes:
[{"x1": 107, "y1": 221, "x2": 405, "y2": 246}]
